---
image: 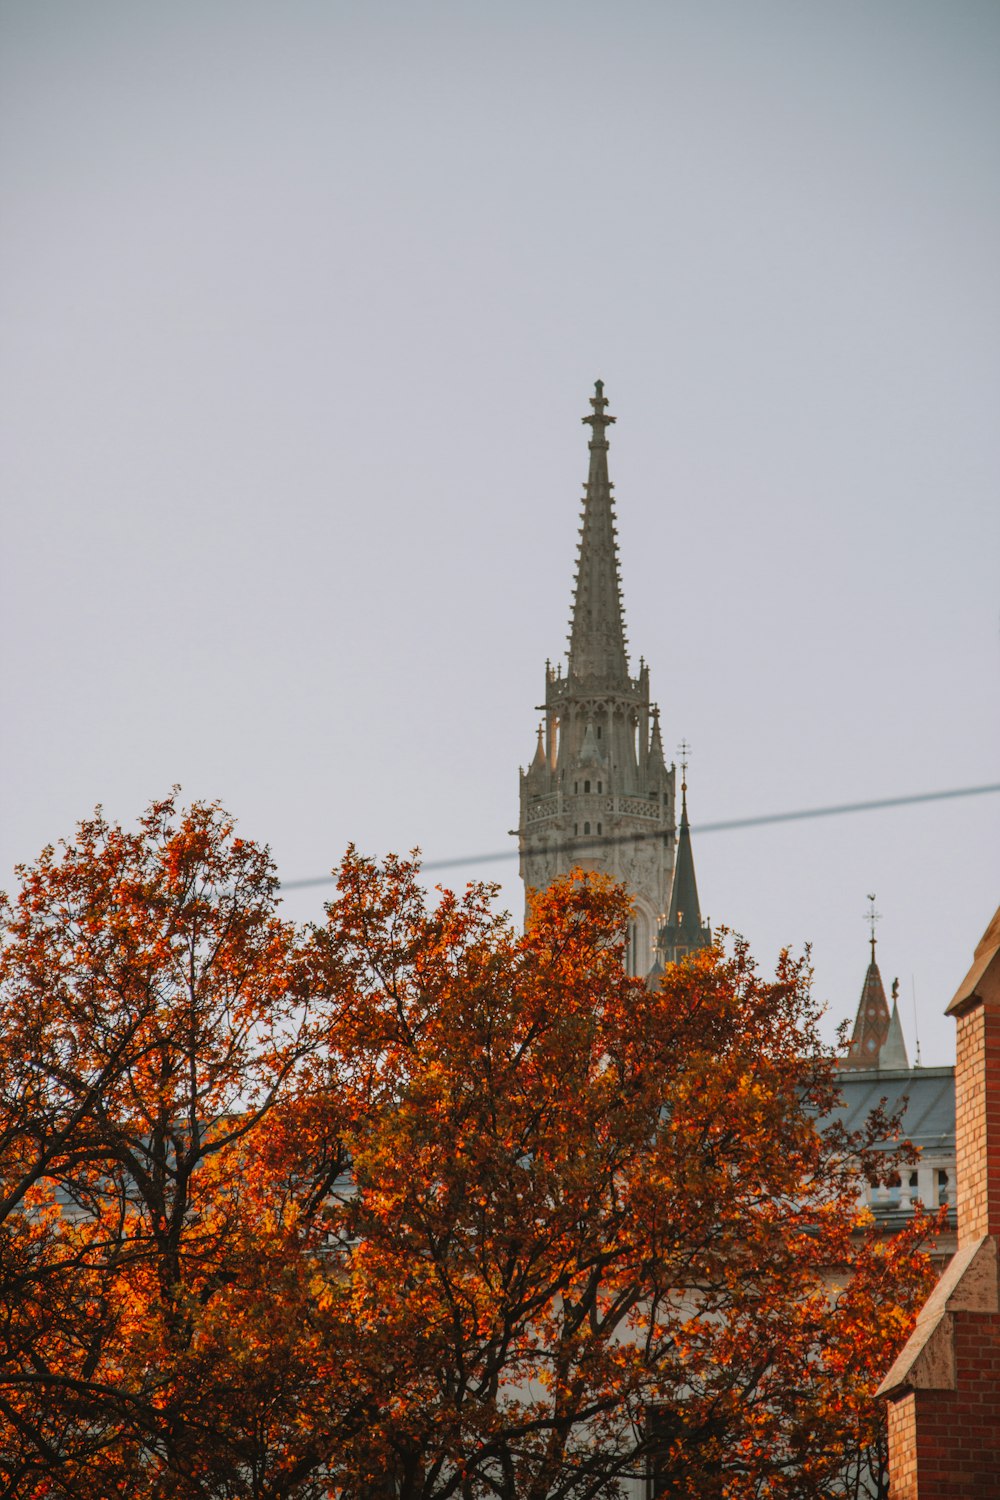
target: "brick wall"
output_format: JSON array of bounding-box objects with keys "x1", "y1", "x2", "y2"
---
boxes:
[
  {"x1": 885, "y1": 1317, "x2": 1000, "y2": 1498},
  {"x1": 954, "y1": 999, "x2": 1000, "y2": 1244},
  {"x1": 879, "y1": 905, "x2": 1000, "y2": 1498}
]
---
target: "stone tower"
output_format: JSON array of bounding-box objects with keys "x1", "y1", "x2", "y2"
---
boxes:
[{"x1": 517, "y1": 382, "x2": 675, "y2": 976}]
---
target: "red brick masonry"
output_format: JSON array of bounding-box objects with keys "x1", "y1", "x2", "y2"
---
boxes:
[{"x1": 878, "y1": 906, "x2": 1000, "y2": 1498}]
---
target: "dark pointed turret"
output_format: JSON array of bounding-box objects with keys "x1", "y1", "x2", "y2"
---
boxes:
[
  {"x1": 667, "y1": 776, "x2": 701, "y2": 931},
  {"x1": 881, "y1": 980, "x2": 910, "y2": 1069},
  {"x1": 655, "y1": 752, "x2": 711, "y2": 966},
  {"x1": 841, "y1": 896, "x2": 909, "y2": 1070},
  {"x1": 567, "y1": 381, "x2": 629, "y2": 687},
  {"x1": 843, "y1": 957, "x2": 892, "y2": 1069}
]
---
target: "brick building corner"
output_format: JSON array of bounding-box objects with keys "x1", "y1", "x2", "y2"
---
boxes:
[{"x1": 878, "y1": 904, "x2": 1000, "y2": 1497}]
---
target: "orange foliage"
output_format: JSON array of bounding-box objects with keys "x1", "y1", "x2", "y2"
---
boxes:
[{"x1": 0, "y1": 800, "x2": 937, "y2": 1498}]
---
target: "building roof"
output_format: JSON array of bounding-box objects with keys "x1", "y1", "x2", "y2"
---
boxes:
[{"x1": 824, "y1": 1066, "x2": 955, "y2": 1155}]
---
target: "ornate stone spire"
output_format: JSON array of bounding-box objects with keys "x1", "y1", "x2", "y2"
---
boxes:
[
  {"x1": 517, "y1": 383, "x2": 677, "y2": 977},
  {"x1": 567, "y1": 381, "x2": 629, "y2": 687}
]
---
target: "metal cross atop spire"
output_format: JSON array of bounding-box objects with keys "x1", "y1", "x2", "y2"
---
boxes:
[
  {"x1": 678, "y1": 739, "x2": 691, "y2": 795},
  {"x1": 865, "y1": 893, "x2": 882, "y2": 965}
]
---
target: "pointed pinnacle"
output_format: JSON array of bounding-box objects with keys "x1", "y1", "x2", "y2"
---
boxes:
[{"x1": 568, "y1": 382, "x2": 629, "y2": 685}]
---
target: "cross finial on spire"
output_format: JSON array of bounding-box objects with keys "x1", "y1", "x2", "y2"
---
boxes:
[
  {"x1": 866, "y1": 893, "x2": 881, "y2": 965},
  {"x1": 677, "y1": 739, "x2": 690, "y2": 796}
]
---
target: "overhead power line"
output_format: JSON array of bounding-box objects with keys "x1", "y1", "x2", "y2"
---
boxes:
[{"x1": 279, "y1": 781, "x2": 1000, "y2": 891}]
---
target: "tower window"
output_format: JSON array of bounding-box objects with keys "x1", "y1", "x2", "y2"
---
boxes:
[
  {"x1": 574, "y1": 823, "x2": 578, "y2": 835},
  {"x1": 574, "y1": 781, "x2": 578, "y2": 794},
  {"x1": 583, "y1": 821, "x2": 590, "y2": 834},
  {"x1": 584, "y1": 779, "x2": 590, "y2": 793},
  {"x1": 597, "y1": 780, "x2": 602, "y2": 793},
  {"x1": 597, "y1": 726, "x2": 602, "y2": 738},
  {"x1": 597, "y1": 822, "x2": 602, "y2": 834}
]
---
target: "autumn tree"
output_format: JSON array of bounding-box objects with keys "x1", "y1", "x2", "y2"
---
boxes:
[
  {"x1": 0, "y1": 803, "x2": 937, "y2": 1499},
  {"x1": 289, "y1": 852, "x2": 937, "y2": 1500},
  {"x1": 0, "y1": 796, "x2": 335, "y2": 1496}
]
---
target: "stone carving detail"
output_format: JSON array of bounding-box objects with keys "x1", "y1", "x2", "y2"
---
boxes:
[{"x1": 617, "y1": 797, "x2": 660, "y2": 818}]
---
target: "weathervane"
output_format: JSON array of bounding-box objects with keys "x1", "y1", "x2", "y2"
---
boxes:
[{"x1": 865, "y1": 893, "x2": 881, "y2": 964}]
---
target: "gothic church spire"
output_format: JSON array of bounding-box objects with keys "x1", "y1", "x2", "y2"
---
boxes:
[
  {"x1": 568, "y1": 381, "x2": 629, "y2": 686},
  {"x1": 517, "y1": 382, "x2": 677, "y2": 976}
]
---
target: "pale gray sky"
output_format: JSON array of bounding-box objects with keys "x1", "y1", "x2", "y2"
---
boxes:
[{"x1": 2, "y1": 1, "x2": 998, "y2": 1063}]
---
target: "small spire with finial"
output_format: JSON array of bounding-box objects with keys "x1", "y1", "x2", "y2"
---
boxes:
[
  {"x1": 866, "y1": 893, "x2": 881, "y2": 965},
  {"x1": 648, "y1": 704, "x2": 665, "y2": 766}
]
